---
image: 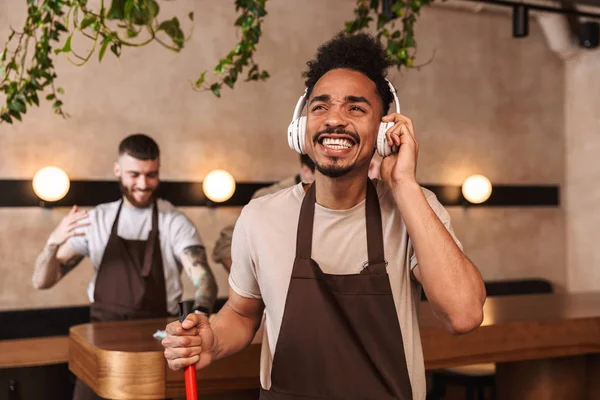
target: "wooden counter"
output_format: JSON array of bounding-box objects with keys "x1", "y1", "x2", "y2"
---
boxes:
[
  {"x1": 69, "y1": 292, "x2": 600, "y2": 399},
  {"x1": 0, "y1": 336, "x2": 69, "y2": 368}
]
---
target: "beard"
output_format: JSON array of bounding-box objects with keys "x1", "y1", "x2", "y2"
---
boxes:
[
  {"x1": 313, "y1": 127, "x2": 360, "y2": 178},
  {"x1": 315, "y1": 162, "x2": 356, "y2": 178},
  {"x1": 119, "y1": 180, "x2": 158, "y2": 208}
]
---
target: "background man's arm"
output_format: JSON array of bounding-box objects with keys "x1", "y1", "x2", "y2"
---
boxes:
[
  {"x1": 180, "y1": 245, "x2": 218, "y2": 313},
  {"x1": 33, "y1": 242, "x2": 84, "y2": 289}
]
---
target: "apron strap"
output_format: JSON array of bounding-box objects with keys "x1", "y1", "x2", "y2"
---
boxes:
[
  {"x1": 365, "y1": 179, "x2": 386, "y2": 272},
  {"x1": 110, "y1": 200, "x2": 124, "y2": 236},
  {"x1": 141, "y1": 201, "x2": 159, "y2": 277},
  {"x1": 296, "y1": 183, "x2": 316, "y2": 259}
]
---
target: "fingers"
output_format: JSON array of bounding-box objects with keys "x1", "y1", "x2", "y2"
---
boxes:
[
  {"x1": 68, "y1": 205, "x2": 78, "y2": 215},
  {"x1": 69, "y1": 222, "x2": 90, "y2": 231},
  {"x1": 386, "y1": 122, "x2": 416, "y2": 148},
  {"x1": 162, "y1": 316, "x2": 214, "y2": 371},
  {"x1": 163, "y1": 345, "x2": 203, "y2": 361},
  {"x1": 165, "y1": 320, "x2": 199, "y2": 336},
  {"x1": 182, "y1": 313, "x2": 210, "y2": 330},
  {"x1": 382, "y1": 113, "x2": 415, "y2": 132},
  {"x1": 167, "y1": 354, "x2": 200, "y2": 371},
  {"x1": 65, "y1": 221, "x2": 90, "y2": 239},
  {"x1": 69, "y1": 232, "x2": 86, "y2": 238},
  {"x1": 67, "y1": 211, "x2": 88, "y2": 223},
  {"x1": 162, "y1": 333, "x2": 203, "y2": 349}
]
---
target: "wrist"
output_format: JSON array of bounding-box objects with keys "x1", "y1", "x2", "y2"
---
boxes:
[
  {"x1": 210, "y1": 321, "x2": 222, "y2": 361},
  {"x1": 390, "y1": 177, "x2": 420, "y2": 192},
  {"x1": 391, "y1": 179, "x2": 424, "y2": 208},
  {"x1": 45, "y1": 240, "x2": 60, "y2": 250}
]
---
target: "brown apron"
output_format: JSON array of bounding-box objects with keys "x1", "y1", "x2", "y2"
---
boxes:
[
  {"x1": 260, "y1": 180, "x2": 413, "y2": 400},
  {"x1": 73, "y1": 201, "x2": 169, "y2": 400}
]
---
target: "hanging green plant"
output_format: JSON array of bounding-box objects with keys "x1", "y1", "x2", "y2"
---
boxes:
[
  {"x1": 193, "y1": 0, "x2": 269, "y2": 98},
  {"x1": 346, "y1": 0, "x2": 436, "y2": 69},
  {"x1": 0, "y1": 0, "x2": 432, "y2": 124}
]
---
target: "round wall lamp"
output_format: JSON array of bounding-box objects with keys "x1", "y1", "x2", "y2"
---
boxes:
[
  {"x1": 32, "y1": 166, "x2": 71, "y2": 202},
  {"x1": 202, "y1": 169, "x2": 236, "y2": 203},
  {"x1": 462, "y1": 174, "x2": 492, "y2": 204}
]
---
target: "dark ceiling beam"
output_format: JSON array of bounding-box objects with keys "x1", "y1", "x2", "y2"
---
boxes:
[{"x1": 462, "y1": 0, "x2": 600, "y2": 18}]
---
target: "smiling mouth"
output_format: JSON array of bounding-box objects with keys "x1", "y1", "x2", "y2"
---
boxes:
[{"x1": 318, "y1": 135, "x2": 357, "y2": 150}]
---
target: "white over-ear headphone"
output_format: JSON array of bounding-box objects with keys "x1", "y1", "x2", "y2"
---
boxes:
[{"x1": 287, "y1": 78, "x2": 401, "y2": 158}]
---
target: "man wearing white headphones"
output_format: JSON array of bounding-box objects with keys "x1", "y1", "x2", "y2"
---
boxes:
[{"x1": 162, "y1": 32, "x2": 486, "y2": 399}]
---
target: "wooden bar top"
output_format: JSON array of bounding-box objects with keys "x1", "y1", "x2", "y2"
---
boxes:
[
  {"x1": 0, "y1": 336, "x2": 69, "y2": 368},
  {"x1": 68, "y1": 292, "x2": 600, "y2": 399}
]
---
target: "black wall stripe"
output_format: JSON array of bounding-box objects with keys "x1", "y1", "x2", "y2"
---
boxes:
[{"x1": 0, "y1": 180, "x2": 559, "y2": 207}]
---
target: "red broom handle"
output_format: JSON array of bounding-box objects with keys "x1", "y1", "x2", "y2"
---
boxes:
[
  {"x1": 179, "y1": 301, "x2": 198, "y2": 400},
  {"x1": 184, "y1": 365, "x2": 198, "y2": 400}
]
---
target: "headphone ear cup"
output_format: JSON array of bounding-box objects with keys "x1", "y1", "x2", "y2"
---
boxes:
[
  {"x1": 377, "y1": 122, "x2": 394, "y2": 158},
  {"x1": 287, "y1": 117, "x2": 306, "y2": 154},
  {"x1": 297, "y1": 116, "x2": 307, "y2": 154},
  {"x1": 288, "y1": 119, "x2": 299, "y2": 153}
]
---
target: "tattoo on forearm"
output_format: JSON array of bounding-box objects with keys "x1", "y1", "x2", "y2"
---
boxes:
[
  {"x1": 32, "y1": 244, "x2": 59, "y2": 286},
  {"x1": 183, "y1": 245, "x2": 218, "y2": 311},
  {"x1": 59, "y1": 255, "x2": 83, "y2": 278}
]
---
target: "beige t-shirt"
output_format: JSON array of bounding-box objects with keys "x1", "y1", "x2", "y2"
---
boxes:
[
  {"x1": 229, "y1": 180, "x2": 462, "y2": 399},
  {"x1": 212, "y1": 175, "x2": 299, "y2": 265}
]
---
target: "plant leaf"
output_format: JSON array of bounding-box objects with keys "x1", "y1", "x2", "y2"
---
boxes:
[
  {"x1": 157, "y1": 18, "x2": 184, "y2": 48},
  {"x1": 107, "y1": 0, "x2": 126, "y2": 20},
  {"x1": 210, "y1": 82, "x2": 221, "y2": 97},
  {"x1": 9, "y1": 109, "x2": 22, "y2": 121},
  {"x1": 61, "y1": 34, "x2": 72, "y2": 53},
  {"x1": 110, "y1": 42, "x2": 121, "y2": 57},
  {"x1": 80, "y1": 14, "x2": 96, "y2": 30},
  {"x1": 9, "y1": 100, "x2": 26, "y2": 113},
  {"x1": 54, "y1": 21, "x2": 68, "y2": 32},
  {"x1": 98, "y1": 36, "x2": 111, "y2": 61},
  {"x1": 195, "y1": 71, "x2": 206, "y2": 88},
  {"x1": 124, "y1": 0, "x2": 135, "y2": 19},
  {"x1": 1, "y1": 112, "x2": 13, "y2": 123}
]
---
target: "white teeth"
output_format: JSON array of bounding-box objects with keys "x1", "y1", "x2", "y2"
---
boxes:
[{"x1": 322, "y1": 137, "x2": 353, "y2": 149}]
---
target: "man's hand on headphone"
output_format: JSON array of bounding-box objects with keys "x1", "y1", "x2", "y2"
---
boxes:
[{"x1": 379, "y1": 113, "x2": 419, "y2": 188}]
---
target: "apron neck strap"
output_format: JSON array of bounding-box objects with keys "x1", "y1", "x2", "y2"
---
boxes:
[
  {"x1": 365, "y1": 179, "x2": 385, "y2": 266},
  {"x1": 296, "y1": 183, "x2": 316, "y2": 259},
  {"x1": 296, "y1": 180, "x2": 385, "y2": 266},
  {"x1": 110, "y1": 200, "x2": 124, "y2": 236},
  {"x1": 151, "y1": 200, "x2": 158, "y2": 230},
  {"x1": 142, "y1": 201, "x2": 159, "y2": 277}
]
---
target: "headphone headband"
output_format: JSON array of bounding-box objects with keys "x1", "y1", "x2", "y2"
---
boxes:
[{"x1": 386, "y1": 79, "x2": 401, "y2": 114}]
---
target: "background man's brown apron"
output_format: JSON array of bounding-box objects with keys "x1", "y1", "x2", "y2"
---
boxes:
[
  {"x1": 260, "y1": 180, "x2": 413, "y2": 400},
  {"x1": 73, "y1": 201, "x2": 169, "y2": 400}
]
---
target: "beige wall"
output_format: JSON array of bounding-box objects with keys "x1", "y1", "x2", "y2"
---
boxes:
[
  {"x1": 0, "y1": 1, "x2": 565, "y2": 311},
  {"x1": 565, "y1": 49, "x2": 600, "y2": 292}
]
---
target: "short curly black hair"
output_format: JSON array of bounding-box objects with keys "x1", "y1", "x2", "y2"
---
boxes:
[
  {"x1": 119, "y1": 133, "x2": 160, "y2": 160},
  {"x1": 303, "y1": 31, "x2": 394, "y2": 115}
]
